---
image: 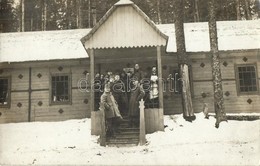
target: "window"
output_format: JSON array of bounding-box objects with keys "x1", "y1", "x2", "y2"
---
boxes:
[
  {"x1": 236, "y1": 65, "x2": 259, "y2": 94},
  {"x1": 0, "y1": 77, "x2": 10, "y2": 107},
  {"x1": 51, "y1": 74, "x2": 71, "y2": 104}
]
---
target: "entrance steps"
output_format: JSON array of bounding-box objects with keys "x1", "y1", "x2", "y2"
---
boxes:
[{"x1": 106, "y1": 116, "x2": 140, "y2": 147}]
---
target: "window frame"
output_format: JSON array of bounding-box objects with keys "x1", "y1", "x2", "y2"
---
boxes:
[
  {"x1": 49, "y1": 73, "x2": 72, "y2": 105},
  {"x1": 0, "y1": 76, "x2": 11, "y2": 108},
  {"x1": 235, "y1": 63, "x2": 259, "y2": 95}
]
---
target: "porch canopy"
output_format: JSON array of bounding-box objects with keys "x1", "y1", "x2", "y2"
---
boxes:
[{"x1": 81, "y1": 0, "x2": 168, "y2": 117}]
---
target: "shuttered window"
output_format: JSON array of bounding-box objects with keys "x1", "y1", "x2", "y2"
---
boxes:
[
  {"x1": 51, "y1": 74, "x2": 71, "y2": 105},
  {"x1": 236, "y1": 64, "x2": 259, "y2": 94},
  {"x1": 0, "y1": 77, "x2": 10, "y2": 108}
]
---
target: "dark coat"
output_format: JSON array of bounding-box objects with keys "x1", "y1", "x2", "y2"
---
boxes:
[
  {"x1": 100, "y1": 92, "x2": 122, "y2": 119},
  {"x1": 132, "y1": 69, "x2": 143, "y2": 82},
  {"x1": 128, "y1": 84, "x2": 145, "y2": 117}
]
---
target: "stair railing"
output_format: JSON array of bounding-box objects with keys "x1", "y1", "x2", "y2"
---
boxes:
[
  {"x1": 139, "y1": 99, "x2": 146, "y2": 145},
  {"x1": 100, "y1": 102, "x2": 106, "y2": 146}
]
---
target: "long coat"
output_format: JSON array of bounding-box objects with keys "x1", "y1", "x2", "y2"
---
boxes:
[
  {"x1": 128, "y1": 84, "x2": 145, "y2": 117},
  {"x1": 100, "y1": 92, "x2": 122, "y2": 119}
]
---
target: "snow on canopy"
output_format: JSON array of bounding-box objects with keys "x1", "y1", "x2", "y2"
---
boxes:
[
  {"x1": 0, "y1": 20, "x2": 259, "y2": 63},
  {"x1": 0, "y1": 29, "x2": 91, "y2": 63}
]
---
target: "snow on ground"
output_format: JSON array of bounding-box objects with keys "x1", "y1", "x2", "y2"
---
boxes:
[{"x1": 0, "y1": 113, "x2": 259, "y2": 165}]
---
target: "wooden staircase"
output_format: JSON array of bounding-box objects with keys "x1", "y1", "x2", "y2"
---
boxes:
[{"x1": 106, "y1": 117, "x2": 140, "y2": 147}]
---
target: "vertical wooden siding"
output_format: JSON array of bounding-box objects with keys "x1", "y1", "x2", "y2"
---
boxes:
[{"x1": 85, "y1": 5, "x2": 166, "y2": 49}]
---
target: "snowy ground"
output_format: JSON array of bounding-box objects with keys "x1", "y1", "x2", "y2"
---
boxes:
[{"x1": 0, "y1": 113, "x2": 259, "y2": 166}]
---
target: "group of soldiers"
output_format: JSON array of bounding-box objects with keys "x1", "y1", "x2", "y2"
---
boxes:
[{"x1": 94, "y1": 64, "x2": 159, "y2": 137}]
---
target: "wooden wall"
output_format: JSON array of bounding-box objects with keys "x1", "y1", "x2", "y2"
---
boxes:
[
  {"x1": 0, "y1": 59, "x2": 90, "y2": 123},
  {"x1": 0, "y1": 49, "x2": 259, "y2": 123},
  {"x1": 190, "y1": 50, "x2": 260, "y2": 114}
]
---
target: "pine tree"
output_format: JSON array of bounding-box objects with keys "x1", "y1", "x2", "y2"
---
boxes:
[
  {"x1": 208, "y1": 0, "x2": 227, "y2": 128},
  {"x1": 174, "y1": 0, "x2": 195, "y2": 122}
]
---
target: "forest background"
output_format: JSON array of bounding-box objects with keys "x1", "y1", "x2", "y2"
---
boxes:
[{"x1": 0, "y1": 0, "x2": 259, "y2": 33}]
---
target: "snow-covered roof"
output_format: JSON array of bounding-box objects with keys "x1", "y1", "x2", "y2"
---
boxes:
[
  {"x1": 159, "y1": 20, "x2": 260, "y2": 52},
  {"x1": 0, "y1": 29, "x2": 91, "y2": 63},
  {"x1": 0, "y1": 20, "x2": 259, "y2": 63}
]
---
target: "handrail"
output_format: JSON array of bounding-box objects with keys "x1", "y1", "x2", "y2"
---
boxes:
[
  {"x1": 100, "y1": 103, "x2": 106, "y2": 146},
  {"x1": 139, "y1": 99, "x2": 146, "y2": 145}
]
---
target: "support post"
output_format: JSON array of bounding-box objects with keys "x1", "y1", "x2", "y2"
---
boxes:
[
  {"x1": 28, "y1": 67, "x2": 32, "y2": 122},
  {"x1": 139, "y1": 99, "x2": 146, "y2": 145},
  {"x1": 90, "y1": 49, "x2": 95, "y2": 113},
  {"x1": 100, "y1": 103, "x2": 106, "y2": 146},
  {"x1": 90, "y1": 49, "x2": 95, "y2": 135},
  {"x1": 157, "y1": 46, "x2": 164, "y2": 131}
]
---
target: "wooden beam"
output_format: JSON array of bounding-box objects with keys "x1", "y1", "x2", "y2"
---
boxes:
[
  {"x1": 89, "y1": 49, "x2": 95, "y2": 113},
  {"x1": 157, "y1": 46, "x2": 164, "y2": 131},
  {"x1": 157, "y1": 46, "x2": 164, "y2": 109},
  {"x1": 139, "y1": 99, "x2": 146, "y2": 145},
  {"x1": 28, "y1": 67, "x2": 32, "y2": 122}
]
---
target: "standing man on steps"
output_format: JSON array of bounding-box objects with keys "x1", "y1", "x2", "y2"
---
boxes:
[
  {"x1": 128, "y1": 79, "x2": 145, "y2": 127},
  {"x1": 100, "y1": 83, "x2": 123, "y2": 137}
]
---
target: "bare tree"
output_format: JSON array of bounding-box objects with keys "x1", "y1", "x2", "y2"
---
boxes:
[
  {"x1": 174, "y1": 0, "x2": 195, "y2": 122},
  {"x1": 157, "y1": 0, "x2": 162, "y2": 24},
  {"x1": 41, "y1": 0, "x2": 47, "y2": 30},
  {"x1": 236, "y1": 0, "x2": 241, "y2": 20},
  {"x1": 193, "y1": 0, "x2": 200, "y2": 22},
  {"x1": 208, "y1": 0, "x2": 227, "y2": 128},
  {"x1": 244, "y1": 0, "x2": 252, "y2": 20},
  {"x1": 76, "y1": 0, "x2": 83, "y2": 28},
  {"x1": 20, "y1": 0, "x2": 24, "y2": 32}
]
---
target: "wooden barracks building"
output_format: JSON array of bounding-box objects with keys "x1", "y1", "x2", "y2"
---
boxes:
[{"x1": 0, "y1": 0, "x2": 260, "y2": 124}]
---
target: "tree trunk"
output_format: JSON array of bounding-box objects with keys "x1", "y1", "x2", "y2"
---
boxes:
[
  {"x1": 255, "y1": 0, "x2": 260, "y2": 18},
  {"x1": 157, "y1": 0, "x2": 162, "y2": 24},
  {"x1": 174, "y1": 0, "x2": 195, "y2": 122},
  {"x1": 92, "y1": 0, "x2": 97, "y2": 26},
  {"x1": 20, "y1": 0, "x2": 24, "y2": 32},
  {"x1": 244, "y1": 0, "x2": 252, "y2": 20},
  {"x1": 194, "y1": 0, "x2": 200, "y2": 22},
  {"x1": 76, "y1": 0, "x2": 83, "y2": 28},
  {"x1": 88, "y1": 0, "x2": 91, "y2": 28},
  {"x1": 208, "y1": 0, "x2": 226, "y2": 128},
  {"x1": 236, "y1": 0, "x2": 241, "y2": 20},
  {"x1": 41, "y1": 0, "x2": 47, "y2": 31}
]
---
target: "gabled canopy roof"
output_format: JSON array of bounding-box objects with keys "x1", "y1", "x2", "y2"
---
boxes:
[{"x1": 81, "y1": 0, "x2": 168, "y2": 49}]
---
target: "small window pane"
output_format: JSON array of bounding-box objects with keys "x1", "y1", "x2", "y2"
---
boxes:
[
  {"x1": 237, "y1": 65, "x2": 258, "y2": 93},
  {"x1": 51, "y1": 75, "x2": 70, "y2": 104},
  {"x1": 0, "y1": 78, "x2": 9, "y2": 106}
]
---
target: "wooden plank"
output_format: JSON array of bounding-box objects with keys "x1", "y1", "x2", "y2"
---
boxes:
[
  {"x1": 154, "y1": 108, "x2": 159, "y2": 131},
  {"x1": 158, "y1": 108, "x2": 164, "y2": 131},
  {"x1": 144, "y1": 109, "x2": 150, "y2": 133},
  {"x1": 100, "y1": 108, "x2": 106, "y2": 146},
  {"x1": 139, "y1": 99, "x2": 146, "y2": 145},
  {"x1": 89, "y1": 49, "x2": 95, "y2": 113},
  {"x1": 157, "y1": 46, "x2": 164, "y2": 109}
]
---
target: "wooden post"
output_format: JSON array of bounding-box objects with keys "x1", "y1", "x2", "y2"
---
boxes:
[
  {"x1": 139, "y1": 99, "x2": 146, "y2": 145},
  {"x1": 90, "y1": 49, "x2": 95, "y2": 134},
  {"x1": 157, "y1": 46, "x2": 164, "y2": 131},
  {"x1": 28, "y1": 67, "x2": 32, "y2": 122},
  {"x1": 100, "y1": 103, "x2": 106, "y2": 146}
]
